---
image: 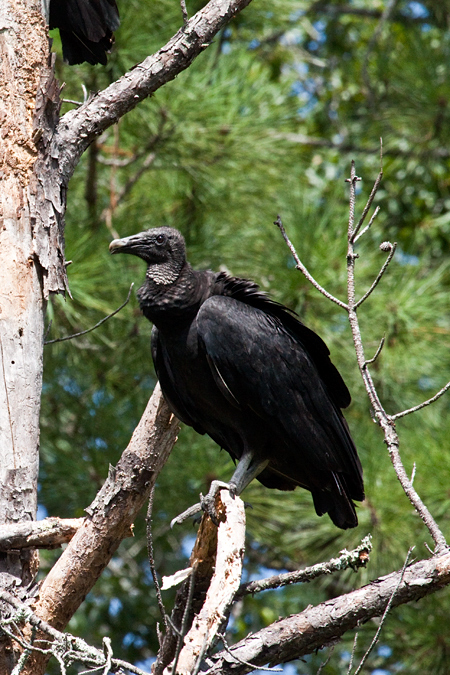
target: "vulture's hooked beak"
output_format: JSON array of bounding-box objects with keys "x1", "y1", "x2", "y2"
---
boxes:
[
  {"x1": 109, "y1": 236, "x2": 131, "y2": 254},
  {"x1": 109, "y1": 232, "x2": 147, "y2": 256}
]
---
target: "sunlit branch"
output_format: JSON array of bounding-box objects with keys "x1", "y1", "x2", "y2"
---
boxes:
[
  {"x1": 392, "y1": 380, "x2": 450, "y2": 421},
  {"x1": 354, "y1": 242, "x2": 397, "y2": 309},
  {"x1": 275, "y1": 216, "x2": 348, "y2": 310}
]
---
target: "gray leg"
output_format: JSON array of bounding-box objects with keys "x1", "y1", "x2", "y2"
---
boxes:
[{"x1": 229, "y1": 449, "x2": 269, "y2": 496}]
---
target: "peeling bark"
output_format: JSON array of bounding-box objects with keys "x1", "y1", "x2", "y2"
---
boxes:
[
  {"x1": 0, "y1": 517, "x2": 83, "y2": 550},
  {"x1": 174, "y1": 491, "x2": 245, "y2": 675},
  {"x1": 204, "y1": 552, "x2": 450, "y2": 674},
  {"x1": 22, "y1": 385, "x2": 179, "y2": 675},
  {"x1": 0, "y1": 0, "x2": 53, "y2": 586}
]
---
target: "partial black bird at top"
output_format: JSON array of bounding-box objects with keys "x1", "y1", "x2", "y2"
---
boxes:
[
  {"x1": 110, "y1": 227, "x2": 364, "y2": 529},
  {"x1": 49, "y1": 0, "x2": 120, "y2": 65}
]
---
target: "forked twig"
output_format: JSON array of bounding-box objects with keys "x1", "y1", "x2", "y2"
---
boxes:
[
  {"x1": 354, "y1": 242, "x2": 397, "y2": 308},
  {"x1": 350, "y1": 170, "x2": 383, "y2": 243},
  {"x1": 275, "y1": 216, "x2": 348, "y2": 310},
  {"x1": 277, "y1": 160, "x2": 448, "y2": 554},
  {"x1": 345, "y1": 161, "x2": 447, "y2": 553}
]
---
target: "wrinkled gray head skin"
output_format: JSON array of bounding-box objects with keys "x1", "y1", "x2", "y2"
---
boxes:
[{"x1": 109, "y1": 227, "x2": 187, "y2": 285}]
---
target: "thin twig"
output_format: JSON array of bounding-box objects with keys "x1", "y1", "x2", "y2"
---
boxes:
[
  {"x1": 350, "y1": 171, "x2": 383, "y2": 243},
  {"x1": 180, "y1": 0, "x2": 189, "y2": 23},
  {"x1": 171, "y1": 564, "x2": 197, "y2": 675},
  {"x1": 316, "y1": 645, "x2": 335, "y2": 675},
  {"x1": 353, "y1": 205, "x2": 380, "y2": 243},
  {"x1": 346, "y1": 632, "x2": 358, "y2": 675},
  {"x1": 392, "y1": 380, "x2": 450, "y2": 420},
  {"x1": 363, "y1": 335, "x2": 385, "y2": 367},
  {"x1": 237, "y1": 537, "x2": 372, "y2": 597},
  {"x1": 44, "y1": 283, "x2": 134, "y2": 345},
  {"x1": 275, "y1": 216, "x2": 348, "y2": 310},
  {"x1": 217, "y1": 633, "x2": 283, "y2": 672},
  {"x1": 146, "y1": 486, "x2": 169, "y2": 633},
  {"x1": 354, "y1": 242, "x2": 397, "y2": 308},
  {"x1": 352, "y1": 548, "x2": 414, "y2": 675}
]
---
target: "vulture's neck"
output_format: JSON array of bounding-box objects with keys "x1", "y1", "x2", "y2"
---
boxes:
[{"x1": 137, "y1": 263, "x2": 213, "y2": 328}]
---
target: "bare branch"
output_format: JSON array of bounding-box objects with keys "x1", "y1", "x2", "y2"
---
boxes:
[
  {"x1": 22, "y1": 385, "x2": 180, "y2": 675},
  {"x1": 44, "y1": 283, "x2": 134, "y2": 345},
  {"x1": 354, "y1": 242, "x2": 397, "y2": 309},
  {"x1": 0, "y1": 518, "x2": 83, "y2": 551},
  {"x1": 275, "y1": 216, "x2": 348, "y2": 310},
  {"x1": 55, "y1": 0, "x2": 255, "y2": 181},
  {"x1": 174, "y1": 490, "x2": 246, "y2": 675},
  {"x1": 203, "y1": 551, "x2": 450, "y2": 675},
  {"x1": 392, "y1": 380, "x2": 450, "y2": 420},
  {"x1": 236, "y1": 536, "x2": 371, "y2": 597},
  {"x1": 345, "y1": 162, "x2": 448, "y2": 554},
  {"x1": 350, "y1": 171, "x2": 383, "y2": 243},
  {"x1": 363, "y1": 335, "x2": 385, "y2": 368}
]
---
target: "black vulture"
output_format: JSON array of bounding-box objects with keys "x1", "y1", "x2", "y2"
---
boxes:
[
  {"x1": 49, "y1": 0, "x2": 120, "y2": 65},
  {"x1": 110, "y1": 227, "x2": 364, "y2": 529}
]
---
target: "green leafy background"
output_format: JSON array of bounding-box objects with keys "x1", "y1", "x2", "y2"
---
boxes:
[{"x1": 41, "y1": 1, "x2": 450, "y2": 672}]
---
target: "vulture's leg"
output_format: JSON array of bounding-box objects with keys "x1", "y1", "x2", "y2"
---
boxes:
[
  {"x1": 199, "y1": 449, "x2": 269, "y2": 522},
  {"x1": 228, "y1": 449, "x2": 269, "y2": 497},
  {"x1": 171, "y1": 449, "x2": 268, "y2": 527}
]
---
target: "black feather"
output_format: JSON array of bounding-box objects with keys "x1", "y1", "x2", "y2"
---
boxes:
[
  {"x1": 110, "y1": 227, "x2": 364, "y2": 529},
  {"x1": 49, "y1": 0, "x2": 120, "y2": 65}
]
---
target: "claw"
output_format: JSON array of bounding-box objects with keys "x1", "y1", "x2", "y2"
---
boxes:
[
  {"x1": 171, "y1": 480, "x2": 231, "y2": 528},
  {"x1": 170, "y1": 502, "x2": 202, "y2": 528}
]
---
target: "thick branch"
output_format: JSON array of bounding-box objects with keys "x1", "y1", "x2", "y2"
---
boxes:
[
  {"x1": 55, "y1": 0, "x2": 254, "y2": 181},
  {"x1": 172, "y1": 491, "x2": 245, "y2": 675},
  {"x1": 22, "y1": 384, "x2": 180, "y2": 675},
  {"x1": 204, "y1": 551, "x2": 450, "y2": 674},
  {"x1": 0, "y1": 518, "x2": 83, "y2": 551}
]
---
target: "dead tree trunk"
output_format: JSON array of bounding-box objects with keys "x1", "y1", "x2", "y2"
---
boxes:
[
  {"x1": 0, "y1": 0, "x2": 66, "y2": 669},
  {"x1": 0, "y1": 0, "x2": 253, "y2": 671}
]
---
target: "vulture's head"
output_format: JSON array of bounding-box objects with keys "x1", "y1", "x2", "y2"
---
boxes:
[{"x1": 109, "y1": 227, "x2": 187, "y2": 284}]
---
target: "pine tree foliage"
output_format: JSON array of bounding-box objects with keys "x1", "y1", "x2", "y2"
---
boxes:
[{"x1": 41, "y1": 1, "x2": 450, "y2": 672}]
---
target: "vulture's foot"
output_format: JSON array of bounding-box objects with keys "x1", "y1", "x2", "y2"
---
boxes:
[
  {"x1": 170, "y1": 480, "x2": 230, "y2": 528},
  {"x1": 200, "y1": 480, "x2": 232, "y2": 525},
  {"x1": 170, "y1": 502, "x2": 202, "y2": 528}
]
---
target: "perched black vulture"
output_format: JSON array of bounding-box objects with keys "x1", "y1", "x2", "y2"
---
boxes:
[
  {"x1": 110, "y1": 227, "x2": 364, "y2": 529},
  {"x1": 49, "y1": 0, "x2": 120, "y2": 65}
]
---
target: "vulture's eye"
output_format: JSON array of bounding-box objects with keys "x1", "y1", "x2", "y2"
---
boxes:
[{"x1": 156, "y1": 234, "x2": 165, "y2": 245}]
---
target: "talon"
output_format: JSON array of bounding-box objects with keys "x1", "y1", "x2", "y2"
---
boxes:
[{"x1": 170, "y1": 502, "x2": 202, "y2": 528}]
